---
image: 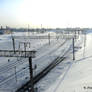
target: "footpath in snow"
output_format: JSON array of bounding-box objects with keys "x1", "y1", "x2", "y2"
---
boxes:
[{"x1": 45, "y1": 31, "x2": 92, "y2": 92}]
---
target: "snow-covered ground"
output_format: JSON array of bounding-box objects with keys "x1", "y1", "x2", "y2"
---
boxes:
[
  {"x1": 0, "y1": 31, "x2": 82, "y2": 92},
  {"x1": 45, "y1": 30, "x2": 92, "y2": 92}
]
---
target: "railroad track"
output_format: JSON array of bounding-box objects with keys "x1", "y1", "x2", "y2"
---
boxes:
[
  {"x1": 0, "y1": 40, "x2": 67, "y2": 83},
  {"x1": 0, "y1": 39, "x2": 71, "y2": 91},
  {"x1": 0, "y1": 39, "x2": 66, "y2": 75},
  {"x1": 16, "y1": 39, "x2": 72, "y2": 92},
  {"x1": 0, "y1": 58, "x2": 25, "y2": 74},
  {"x1": 16, "y1": 56, "x2": 66, "y2": 92}
]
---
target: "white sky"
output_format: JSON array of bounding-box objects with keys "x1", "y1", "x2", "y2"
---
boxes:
[{"x1": 0, "y1": 0, "x2": 92, "y2": 28}]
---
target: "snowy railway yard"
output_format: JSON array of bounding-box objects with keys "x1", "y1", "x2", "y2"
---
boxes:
[{"x1": 0, "y1": 30, "x2": 84, "y2": 92}]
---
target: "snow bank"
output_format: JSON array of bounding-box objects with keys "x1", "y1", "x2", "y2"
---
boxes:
[{"x1": 45, "y1": 30, "x2": 92, "y2": 92}]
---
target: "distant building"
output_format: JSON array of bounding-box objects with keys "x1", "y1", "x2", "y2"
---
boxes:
[
  {"x1": 0, "y1": 26, "x2": 11, "y2": 34},
  {"x1": 0, "y1": 29, "x2": 4, "y2": 34}
]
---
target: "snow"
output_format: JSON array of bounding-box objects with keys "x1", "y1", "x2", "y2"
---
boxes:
[
  {"x1": 45, "y1": 31, "x2": 92, "y2": 92},
  {"x1": 0, "y1": 30, "x2": 86, "y2": 92},
  {"x1": 0, "y1": 31, "x2": 74, "y2": 92}
]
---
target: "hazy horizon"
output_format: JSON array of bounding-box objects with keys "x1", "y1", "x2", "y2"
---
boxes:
[{"x1": 0, "y1": 0, "x2": 92, "y2": 28}]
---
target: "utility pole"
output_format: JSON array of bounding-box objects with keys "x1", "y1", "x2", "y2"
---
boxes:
[
  {"x1": 12, "y1": 37, "x2": 15, "y2": 53},
  {"x1": 14, "y1": 66, "x2": 17, "y2": 83},
  {"x1": 48, "y1": 33, "x2": 50, "y2": 45},
  {"x1": 24, "y1": 43, "x2": 27, "y2": 57},
  {"x1": 73, "y1": 38, "x2": 75, "y2": 60},
  {"x1": 29, "y1": 57, "x2": 34, "y2": 92},
  {"x1": 11, "y1": 30, "x2": 15, "y2": 53},
  {"x1": 28, "y1": 24, "x2": 30, "y2": 36},
  {"x1": 83, "y1": 31, "x2": 86, "y2": 57}
]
